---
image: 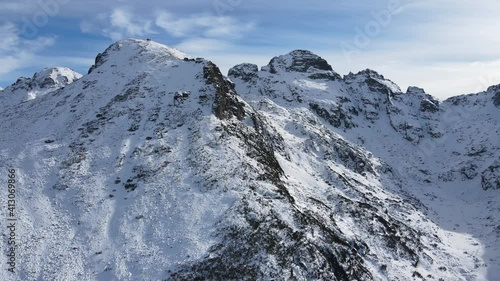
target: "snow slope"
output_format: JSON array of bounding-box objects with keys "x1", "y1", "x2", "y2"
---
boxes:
[
  {"x1": 230, "y1": 51, "x2": 500, "y2": 280},
  {"x1": 0, "y1": 39, "x2": 255, "y2": 280},
  {"x1": 0, "y1": 39, "x2": 498, "y2": 280}
]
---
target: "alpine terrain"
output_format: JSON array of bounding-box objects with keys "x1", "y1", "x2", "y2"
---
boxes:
[{"x1": 0, "y1": 39, "x2": 498, "y2": 281}]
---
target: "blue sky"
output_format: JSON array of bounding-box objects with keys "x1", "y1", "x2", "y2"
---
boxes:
[{"x1": 1, "y1": 0, "x2": 499, "y2": 98}]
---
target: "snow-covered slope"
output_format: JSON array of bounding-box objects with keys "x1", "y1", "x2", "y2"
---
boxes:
[
  {"x1": 0, "y1": 39, "x2": 498, "y2": 280},
  {"x1": 230, "y1": 50, "x2": 500, "y2": 280}
]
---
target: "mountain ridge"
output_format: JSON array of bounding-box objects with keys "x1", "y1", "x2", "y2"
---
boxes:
[
  {"x1": 3, "y1": 39, "x2": 499, "y2": 106},
  {"x1": 0, "y1": 38, "x2": 498, "y2": 281}
]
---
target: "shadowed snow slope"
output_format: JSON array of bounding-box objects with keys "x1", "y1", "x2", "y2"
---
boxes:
[{"x1": 0, "y1": 39, "x2": 498, "y2": 280}]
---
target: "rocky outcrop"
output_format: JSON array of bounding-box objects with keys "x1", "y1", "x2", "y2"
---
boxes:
[
  {"x1": 204, "y1": 61, "x2": 246, "y2": 120},
  {"x1": 228, "y1": 63, "x2": 259, "y2": 83},
  {"x1": 482, "y1": 162, "x2": 500, "y2": 190},
  {"x1": 488, "y1": 84, "x2": 500, "y2": 107}
]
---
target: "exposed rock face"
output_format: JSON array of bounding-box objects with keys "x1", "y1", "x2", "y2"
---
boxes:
[
  {"x1": 204, "y1": 61, "x2": 246, "y2": 120},
  {"x1": 494, "y1": 91, "x2": 500, "y2": 107},
  {"x1": 264, "y1": 50, "x2": 335, "y2": 74},
  {"x1": 482, "y1": 162, "x2": 500, "y2": 190},
  {"x1": 489, "y1": 84, "x2": 500, "y2": 107},
  {"x1": 228, "y1": 63, "x2": 259, "y2": 83},
  {"x1": 420, "y1": 99, "x2": 440, "y2": 113}
]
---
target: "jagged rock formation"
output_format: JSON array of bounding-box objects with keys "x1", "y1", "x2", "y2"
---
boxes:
[{"x1": 0, "y1": 39, "x2": 498, "y2": 281}]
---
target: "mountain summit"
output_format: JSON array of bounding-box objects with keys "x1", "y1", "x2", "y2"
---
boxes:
[
  {"x1": 87, "y1": 39, "x2": 190, "y2": 74},
  {"x1": 0, "y1": 39, "x2": 498, "y2": 281},
  {"x1": 263, "y1": 49, "x2": 334, "y2": 73},
  {"x1": 1, "y1": 67, "x2": 82, "y2": 105}
]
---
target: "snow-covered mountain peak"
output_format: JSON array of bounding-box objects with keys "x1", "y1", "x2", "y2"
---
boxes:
[
  {"x1": 0, "y1": 66, "x2": 81, "y2": 105},
  {"x1": 11, "y1": 66, "x2": 81, "y2": 91},
  {"x1": 88, "y1": 38, "x2": 190, "y2": 74},
  {"x1": 34, "y1": 67, "x2": 82, "y2": 88},
  {"x1": 262, "y1": 49, "x2": 337, "y2": 75}
]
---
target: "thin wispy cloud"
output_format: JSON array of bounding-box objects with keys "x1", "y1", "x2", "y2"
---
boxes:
[
  {"x1": 81, "y1": 8, "x2": 156, "y2": 41},
  {"x1": 0, "y1": 22, "x2": 54, "y2": 76},
  {"x1": 107, "y1": 8, "x2": 156, "y2": 41},
  {"x1": 80, "y1": 8, "x2": 254, "y2": 41},
  {"x1": 175, "y1": 38, "x2": 231, "y2": 53},
  {"x1": 322, "y1": 0, "x2": 500, "y2": 97},
  {"x1": 79, "y1": 7, "x2": 255, "y2": 57},
  {"x1": 155, "y1": 12, "x2": 254, "y2": 39}
]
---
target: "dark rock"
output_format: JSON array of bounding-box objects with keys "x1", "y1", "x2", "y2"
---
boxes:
[
  {"x1": 308, "y1": 72, "x2": 342, "y2": 81},
  {"x1": 222, "y1": 113, "x2": 286, "y2": 196},
  {"x1": 39, "y1": 77, "x2": 57, "y2": 88},
  {"x1": 445, "y1": 95, "x2": 467, "y2": 106},
  {"x1": 489, "y1": 85, "x2": 500, "y2": 107},
  {"x1": 481, "y1": 162, "x2": 500, "y2": 190},
  {"x1": 493, "y1": 91, "x2": 500, "y2": 107},
  {"x1": 351, "y1": 69, "x2": 385, "y2": 80},
  {"x1": 406, "y1": 86, "x2": 426, "y2": 95},
  {"x1": 420, "y1": 99, "x2": 439, "y2": 113},
  {"x1": 204, "y1": 62, "x2": 246, "y2": 120},
  {"x1": 309, "y1": 103, "x2": 355, "y2": 129},
  {"x1": 460, "y1": 164, "x2": 478, "y2": 180},
  {"x1": 265, "y1": 50, "x2": 333, "y2": 74},
  {"x1": 228, "y1": 63, "x2": 259, "y2": 82},
  {"x1": 87, "y1": 41, "x2": 122, "y2": 74},
  {"x1": 366, "y1": 78, "x2": 391, "y2": 95}
]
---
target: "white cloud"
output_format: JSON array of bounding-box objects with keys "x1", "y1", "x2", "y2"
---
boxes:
[
  {"x1": 102, "y1": 8, "x2": 156, "y2": 40},
  {"x1": 79, "y1": 21, "x2": 97, "y2": 33},
  {"x1": 327, "y1": 0, "x2": 500, "y2": 98},
  {"x1": 175, "y1": 38, "x2": 231, "y2": 53},
  {"x1": 0, "y1": 22, "x2": 55, "y2": 76},
  {"x1": 322, "y1": 47, "x2": 500, "y2": 99},
  {"x1": 0, "y1": 22, "x2": 21, "y2": 51},
  {"x1": 155, "y1": 12, "x2": 254, "y2": 38}
]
